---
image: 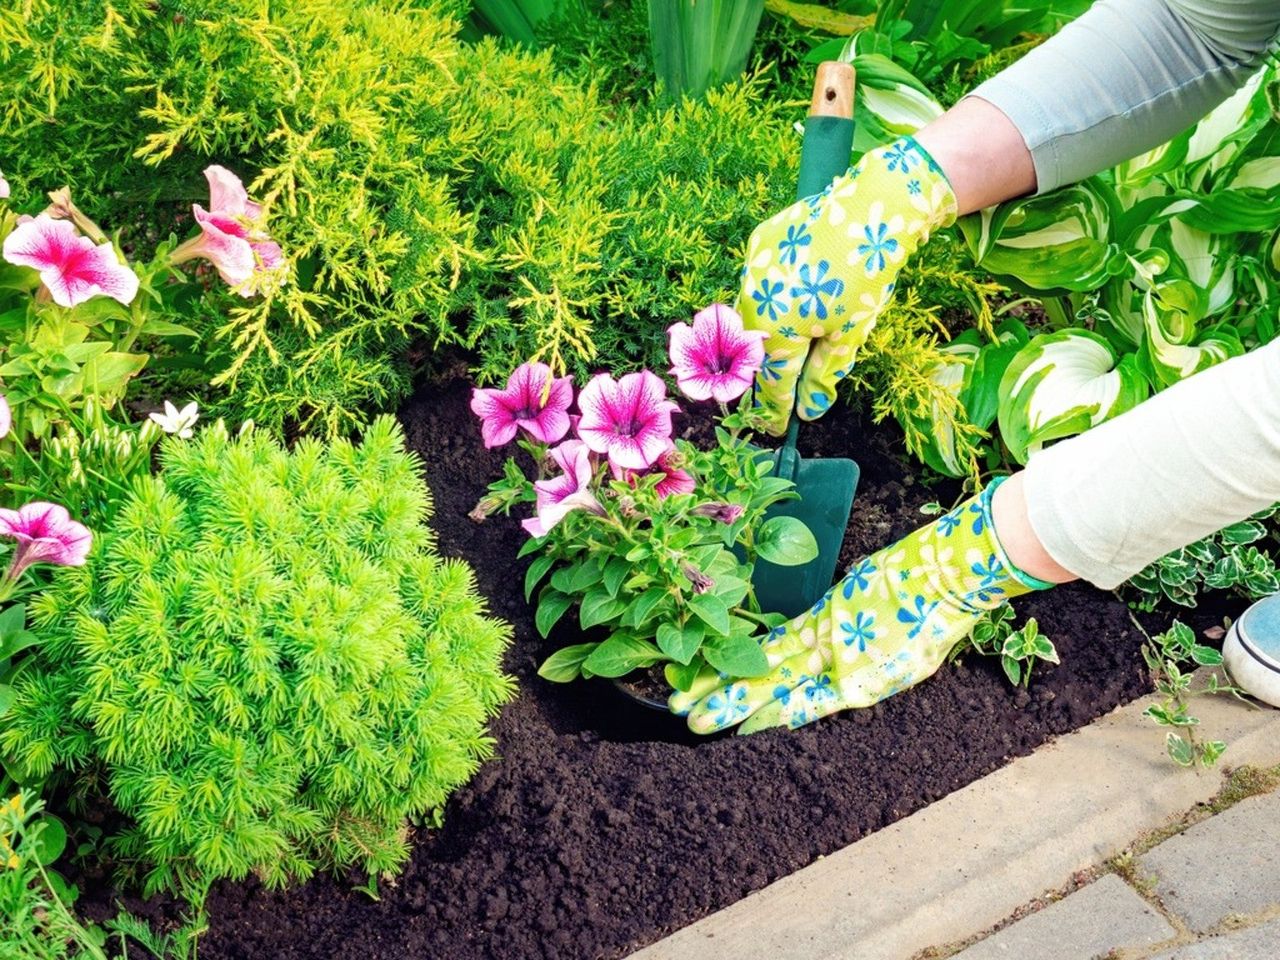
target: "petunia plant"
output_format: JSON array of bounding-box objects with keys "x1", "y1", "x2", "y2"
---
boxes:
[
  {"x1": 472, "y1": 304, "x2": 819, "y2": 690},
  {"x1": 0, "y1": 164, "x2": 286, "y2": 444}
]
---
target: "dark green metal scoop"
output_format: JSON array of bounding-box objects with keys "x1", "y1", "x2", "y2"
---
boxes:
[{"x1": 751, "y1": 63, "x2": 861, "y2": 619}]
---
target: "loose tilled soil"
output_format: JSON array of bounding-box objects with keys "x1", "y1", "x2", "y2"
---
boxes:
[{"x1": 83, "y1": 369, "x2": 1236, "y2": 960}]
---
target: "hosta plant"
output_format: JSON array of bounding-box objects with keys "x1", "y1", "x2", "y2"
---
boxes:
[
  {"x1": 472, "y1": 304, "x2": 817, "y2": 691},
  {"x1": 0, "y1": 417, "x2": 514, "y2": 893}
]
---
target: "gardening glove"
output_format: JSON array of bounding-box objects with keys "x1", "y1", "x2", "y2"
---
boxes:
[
  {"x1": 740, "y1": 136, "x2": 957, "y2": 435},
  {"x1": 670, "y1": 479, "x2": 1052, "y2": 734}
]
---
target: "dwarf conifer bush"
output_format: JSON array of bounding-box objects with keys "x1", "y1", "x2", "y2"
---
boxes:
[{"x1": 0, "y1": 417, "x2": 513, "y2": 892}]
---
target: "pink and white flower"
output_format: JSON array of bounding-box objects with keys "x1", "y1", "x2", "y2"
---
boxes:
[
  {"x1": 522, "y1": 440, "x2": 604, "y2": 538},
  {"x1": 0, "y1": 170, "x2": 9, "y2": 200},
  {"x1": 0, "y1": 502, "x2": 92, "y2": 581},
  {"x1": 1, "y1": 214, "x2": 138, "y2": 308},
  {"x1": 470, "y1": 361, "x2": 573, "y2": 448},
  {"x1": 0, "y1": 395, "x2": 9, "y2": 440},
  {"x1": 610, "y1": 445, "x2": 695, "y2": 500},
  {"x1": 577, "y1": 370, "x2": 680, "y2": 471},
  {"x1": 171, "y1": 165, "x2": 288, "y2": 297},
  {"x1": 667, "y1": 303, "x2": 766, "y2": 403}
]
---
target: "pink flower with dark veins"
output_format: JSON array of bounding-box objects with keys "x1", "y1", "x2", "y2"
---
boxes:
[
  {"x1": 522, "y1": 440, "x2": 604, "y2": 538},
  {"x1": 171, "y1": 165, "x2": 288, "y2": 297},
  {"x1": 470, "y1": 361, "x2": 573, "y2": 448},
  {"x1": 577, "y1": 370, "x2": 680, "y2": 471},
  {"x1": 2, "y1": 214, "x2": 138, "y2": 308},
  {"x1": 692, "y1": 502, "x2": 745, "y2": 524},
  {"x1": 610, "y1": 445, "x2": 695, "y2": 500},
  {"x1": 0, "y1": 502, "x2": 92, "y2": 581},
  {"x1": 667, "y1": 303, "x2": 766, "y2": 403}
]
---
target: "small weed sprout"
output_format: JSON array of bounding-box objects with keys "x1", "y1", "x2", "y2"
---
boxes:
[{"x1": 1142, "y1": 620, "x2": 1242, "y2": 767}]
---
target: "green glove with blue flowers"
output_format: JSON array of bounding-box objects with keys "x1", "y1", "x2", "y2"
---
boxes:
[
  {"x1": 670, "y1": 480, "x2": 1052, "y2": 733},
  {"x1": 740, "y1": 136, "x2": 957, "y2": 435}
]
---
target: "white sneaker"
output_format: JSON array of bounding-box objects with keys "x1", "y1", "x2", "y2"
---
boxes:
[{"x1": 1223, "y1": 593, "x2": 1280, "y2": 708}]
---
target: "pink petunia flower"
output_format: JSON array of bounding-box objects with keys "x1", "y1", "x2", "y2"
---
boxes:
[
  {"x1": 0, "y1": 502, "x2": 92, "y2": 581},
  {"x1": 610, "y1": 445, "x2": 695, "y2": 500},
  {"x1": 170, "y1": 165, "x2": 288, "y2": 297},
  {"x1": 522, "y1": 440, "x2": 604, "y2": 538},
  {"x1": 471, "y1": 361, "x2": 574, "y2": 448},
  {"x1": 667, "y1": 303, "x2": 766, "y2": 403},
  {"x1": 577, "y1": 370, "x2": 680, "y2": 471},
  {"x1": 0, "y1": 395, "x2": 9, "y2": 440},
  {"x1": 692, "y1": 502, "x2": 745, "y2": 524},
  {"x1": 1, "y1": 214, "x2": 139, "y2": 308}
]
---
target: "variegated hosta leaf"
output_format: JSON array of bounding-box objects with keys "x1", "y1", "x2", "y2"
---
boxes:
[
  {"x1": 958, "y1": 180, "x2": 1115, "y2": 293},
  {"x1": 1166, "y1": 221, "x2": 1235, "y2": 314},
  {"x1": 1182, "y1": 68, "x2": 1272, "y2": 182},
  {"x1": 914, "y1": 334, "x2": 979, "y2": 477},
  {"x1": 838, "y1": 43, "x2": 943, "y2": 152},
  {"x1": 997, "y1": 329, "x2": 1149, "y2": 464},
  {"x1": 1141, "y1": 280, "x2": 1244, "y2": 389}
]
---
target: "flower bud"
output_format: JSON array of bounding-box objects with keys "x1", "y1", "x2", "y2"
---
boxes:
[
  {"x1": 692, "y1": 502, "x2": 745, "y2": 525},
  {"x1": 682, "y1": 564, "x2": 715, "y2": 595}
]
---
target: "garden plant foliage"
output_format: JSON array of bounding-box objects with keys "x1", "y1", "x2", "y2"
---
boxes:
[
  {"x1": 0, "y1": 417, "x2": 514, "y2": 892},
  {"x1": 0, "y1": 0, "x2": 798, "y2": 435}
]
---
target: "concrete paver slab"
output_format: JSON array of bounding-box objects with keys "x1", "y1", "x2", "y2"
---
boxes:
[
  {"x1": 1140, "y1": 789, "x2": 1280, "y2": 931},
  {"x1": 630, "y1": 683, "x2": 1280, "y2": 960},
  {"x1": 1147, "y1": 917, "x2": 1280, "y2": 959},
  {"x1": 948, "y1": 875, "x2": 1175, "y2": 960}
]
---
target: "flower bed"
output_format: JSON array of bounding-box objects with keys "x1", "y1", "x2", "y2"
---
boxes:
[{"x1": 70, "y1": 371, "x2": 1168, "y2": 960}]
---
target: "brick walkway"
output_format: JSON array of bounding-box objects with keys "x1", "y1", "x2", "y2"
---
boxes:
[{"x1": 947, "y1": 784, "x2": 1280, "y2": 960}]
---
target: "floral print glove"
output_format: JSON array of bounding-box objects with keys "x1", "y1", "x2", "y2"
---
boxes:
[
  {"x1": 741, "y1": 137, "x2": 957, "y2": 435},
  {"x1": 670, "y1": 480, "x2": 1052, "y2": 734}
]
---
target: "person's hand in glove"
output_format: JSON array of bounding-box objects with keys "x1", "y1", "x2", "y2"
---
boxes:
[
  {"x1": 669, "y1": 479, "x2": 1054, "y2": 734},
  {"x1": 740, "y1": 136, "x2": 957, "y2": 436}
]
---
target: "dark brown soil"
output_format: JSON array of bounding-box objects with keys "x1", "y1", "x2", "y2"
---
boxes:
[{"x1": 86, "y1": 371, "x2": 1165, "y2": 960}]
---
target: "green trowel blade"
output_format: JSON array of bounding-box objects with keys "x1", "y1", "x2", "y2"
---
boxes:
[{"x1": 753, "y1": 423, "x2": 860, "y2": 619}]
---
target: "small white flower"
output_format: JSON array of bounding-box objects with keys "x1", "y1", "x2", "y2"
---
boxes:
[{"x1": 149, "y1": 400, "x2": 199, "y2": 439}]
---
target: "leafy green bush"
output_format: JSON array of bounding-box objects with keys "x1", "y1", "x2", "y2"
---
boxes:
[{"x1": 0, "y1": 417, "x2": 513, "y2": 892}]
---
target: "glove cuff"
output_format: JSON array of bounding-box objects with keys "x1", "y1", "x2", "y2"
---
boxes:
[
  {"x1": 863, "y1": 136, "x2": 959, "y2": 235},
  {"x1": 982, "y1": 476, "x2": 1055, "y2": 592}
]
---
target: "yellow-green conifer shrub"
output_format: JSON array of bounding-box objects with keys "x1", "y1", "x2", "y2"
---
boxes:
[{"x1": 0, "y1": 417, "x2": 514, "y2": 893}]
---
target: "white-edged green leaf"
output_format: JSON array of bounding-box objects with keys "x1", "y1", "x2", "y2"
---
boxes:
[
  {"x1": 1141, "y1": 280, "x2": 1244, "y2": 389},
  {"x1": 997, "y1": 329, "x2": 1148, "y2": 464}
]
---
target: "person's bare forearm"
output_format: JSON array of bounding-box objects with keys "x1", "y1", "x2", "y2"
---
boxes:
[{"x1": 914, "y1": 98, "x2": 1037, "y2": 216}]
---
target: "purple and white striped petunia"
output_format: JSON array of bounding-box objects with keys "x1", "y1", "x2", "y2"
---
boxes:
[
  {"x1": 576, "y1": 370, "x2": 680, "y2": 471},
  {"x1": 0, "y1": 501, "x2": 92, "y2": 581},
  {"x1": 522, "y1": 440, "x2": 604, "y2": 538},
  {"x1": 611, "y1": 445, "x2": 695, "y2": 500},
  {"x1": 667, "y1": 303, "x2": 766, "y2": 403},
  {"x1": 471, "y1": 361, "x2": 574, "y2": 448},
  {"x1": 2, "y1": 214, "x2": 139, "y2": 308}
]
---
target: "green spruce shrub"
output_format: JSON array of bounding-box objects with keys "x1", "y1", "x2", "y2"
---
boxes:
[{"x1": 0, "y1": 417, "x2": 513, "y2": 892}]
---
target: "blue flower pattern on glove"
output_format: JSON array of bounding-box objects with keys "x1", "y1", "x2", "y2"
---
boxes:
[
  {"x1": 778, "y1": 223, "x2": 811, "y2": 265},
  {"x1": 706, "y1": 685, "x2": 750, "y2": 726},
  {"x1": 842, "y1": 557, "x2": 876, "y2": 599},
  {"x1": 792, "y1": 260, "x2": 845, "y2": 320},
  {"x1": 840, "y1": 611, "x2": 876, "y2": 652},
  {"x1": 752, "y1": 278, "x2": 788, "y2": 322},
  {"x1": 858, "y1": 222, "x2": 899, "y2": 274}
]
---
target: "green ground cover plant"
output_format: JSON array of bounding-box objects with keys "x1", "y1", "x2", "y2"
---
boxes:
[{"x1": 0, "y1": 417, "x2": 514, "y2": 893}]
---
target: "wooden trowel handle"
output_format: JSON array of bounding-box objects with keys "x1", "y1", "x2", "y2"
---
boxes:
[{"x1": 809, "y1": 61, "x2": 855, "y2": 121}]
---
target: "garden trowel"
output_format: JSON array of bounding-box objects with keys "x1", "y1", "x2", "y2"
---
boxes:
[{"x1": 751, "y1": 62, "x2": 861, "y2": 619}]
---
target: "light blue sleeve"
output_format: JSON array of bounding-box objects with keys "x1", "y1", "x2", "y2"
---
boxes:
[{"x1": 968, "y1": 0, "x2": 1280, "y2": 193}]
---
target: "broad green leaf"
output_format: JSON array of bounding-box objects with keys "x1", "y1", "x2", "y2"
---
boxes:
[
  {"x1": 763, "y1": 0, "x2": 870, "y2": 34},
  {"x1": 0, "y1": 683, "x2": 15, "y2": 720},
  {"x1": 579, "y1": 588, "x2": 627, "y2": 630},
  {"x1": 0, "y1": 604, "x2": 25, "y2": 638},
  {"x1": 755, "y1": 516, "x2": 818, "y2": 566},
  {"x1": 664, "y1": 660, "x2": 702, "y2": 693},
  {"x1": 702, "y1": 633, "x2": 769, "y2": 677},
  {"x1": 535, "y1": 589, "x2": 573, "y2": 639},
  {"x1": 139, "y1": 318, "x2": 200, "y2": 338},
  {"x1": 656, "y1": 620, "x2": 704, "y2": 665},
  {"x1": 602, "y1": 557, "x2": 630, "y2": 597},
  {"x1": 997, "y1": 329, "x2": 1148, "y2": 464},
  {"x1": 688, "y1": 593, "x2": 731, "y2": 636},
  {"x1": 81, "y1": 351, "x2": 148, "y2": 399},
  {"x1": 31, "y1": 815, "x2": 68, "y2": 866},
  {"x1": 581, "y1": 635, "x2": 665, "y2": 678},
  {"x1": 524, "y1": 554, "x2": 556, "y2": 602},
  {"x1": 627, "y1": 588, "x2": 669, "y2": 628},
  {"x1": 1001, "y1": 655, "x2": 1021, "y2": 687},
  {"x1": 537, "y1": 643, "x2": 599, "y2": 683},
  {"x1": 0, "y1": 631, "x2": 39, "y2": 660},
  {"x1": 1190, "y1": 644, "x2": 1223, "y2": 667}
]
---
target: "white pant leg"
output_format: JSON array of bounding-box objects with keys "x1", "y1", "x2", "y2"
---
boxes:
[{"x1": 1023, "y1": 339, "x2": 1280, "y2": 589}]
